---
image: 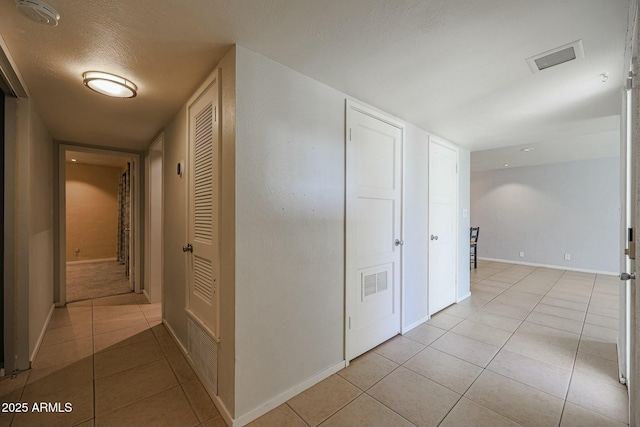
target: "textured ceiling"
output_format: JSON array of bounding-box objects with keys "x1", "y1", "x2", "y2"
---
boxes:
[{"x1": 0, "y1": 0, "x2": 631, "y2": 159}]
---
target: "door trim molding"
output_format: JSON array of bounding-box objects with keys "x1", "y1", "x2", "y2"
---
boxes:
[
  {"x1": 344, "y1": 99, "x2": 405, "y2": 364},
  {"x1": 56, "y1": 143, "x2": 141, "y2": 305}
]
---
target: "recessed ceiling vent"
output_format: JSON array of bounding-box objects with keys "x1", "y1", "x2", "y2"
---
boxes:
[
  {"x1": 526, "y1": 40, "x2": 584, "y2": 73},
  {"x1": 16, "y1": 0, "x2": 60, "y2": 26}
]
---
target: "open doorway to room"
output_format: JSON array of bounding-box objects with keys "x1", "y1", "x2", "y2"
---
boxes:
[
  {"x1": 58, "y1": 145, "x2": 141, "y2": 306},
  {"x1": 64, "y1": 151, "x2": 133, "y2": 302}
]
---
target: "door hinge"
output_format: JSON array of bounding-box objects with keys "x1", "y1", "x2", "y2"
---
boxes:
[
  {"x1": 349, "y1": 128, "x2": 352, "y2": 141},
  {"x1": 627, "y1": 71, "x2": 636, "y2": 91},
  {"x1": 348, "y1": 316, "x2": 351, "y2": 329}
]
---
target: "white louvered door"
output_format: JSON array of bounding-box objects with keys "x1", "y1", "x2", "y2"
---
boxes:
[{"x1": 187, "y1": 73, "x2": 220, "y2": 338}]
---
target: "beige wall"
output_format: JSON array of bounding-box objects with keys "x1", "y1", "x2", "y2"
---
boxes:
[{"x1": 66, "y1": 163, "x2": 123, "y2": 261}]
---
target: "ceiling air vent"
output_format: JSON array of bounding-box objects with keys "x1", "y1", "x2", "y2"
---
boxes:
[
  {"x1": 16, "y1": 0, "x2": 60, "y2": 26},
  {"x1": 526, "y1": 40, "x2": 584, "y2": 73}
]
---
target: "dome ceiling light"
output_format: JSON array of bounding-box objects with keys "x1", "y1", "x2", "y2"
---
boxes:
[{"x1": 82, "y1": 71, "x2": 137, "y2": 98}]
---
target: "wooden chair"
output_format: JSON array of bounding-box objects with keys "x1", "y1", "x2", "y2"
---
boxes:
[{"x1": 470, "y1": 227, "x2": 480, "y2": 269}]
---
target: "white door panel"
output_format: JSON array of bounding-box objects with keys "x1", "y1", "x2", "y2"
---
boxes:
[
  {"x1": 429, "y1": 140, "x2": 458, "y2": 315},
  {"x1": 346, "y1": 103, "x2": 403, "y2": 362}
]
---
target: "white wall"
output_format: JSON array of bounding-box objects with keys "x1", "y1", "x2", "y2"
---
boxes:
[
  {"x1": 470, "y1": 157, "x2": 620, "y2": 273},
  {"x1": 235, "y1": 46, "x2": 346, "y2": 417}
]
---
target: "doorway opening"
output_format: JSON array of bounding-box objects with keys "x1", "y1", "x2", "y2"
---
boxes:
[{"x1": 57, "y1": 145, "x2": 141, "y2": 305}]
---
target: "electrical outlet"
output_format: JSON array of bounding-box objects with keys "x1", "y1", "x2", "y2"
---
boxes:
[
  {"x1": 564, "y1": 253, "x2": 571, "y2": 261},
  {"x1": 519, "y1": 251, "x2": 524, "y2": 258}
]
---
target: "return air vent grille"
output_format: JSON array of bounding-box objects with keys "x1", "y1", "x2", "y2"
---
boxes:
[
  {"x1": 188, "y1": 317, "x2": 218, "y2": 395},
  {"x1": 526, "y1": 40, "x2": 584, "y2": 73},
  {"x1": 362, "y1": 270, "x2": 389, "y2": 300}
]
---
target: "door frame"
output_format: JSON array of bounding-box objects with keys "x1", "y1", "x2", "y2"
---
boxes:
[
  {"x1": 56, "y1": 144, "x2": 142, "y2": 305},
  {"x1": 144, "y1": 133, "x2": 164, "y2": 304},
  {"x1": 344, "y1": 99, "x2": 405, "y2": 364},
  {"x1": 427, "y1": 136, "x2": 459, "y2": 314}
]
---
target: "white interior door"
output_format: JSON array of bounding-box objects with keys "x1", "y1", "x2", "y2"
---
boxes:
[
  {"x1": 186, "y1": 73, "x2": 220, "y2": 339},
  {"x1": 346, "y1": 102, "x2": 403, "y2": 362},
  {"x1": 629, "y1": 51, "x2": 639, "y2": 426},
  {"x1": 428, "y1": 139, "x2": 458, "y2": 314}
]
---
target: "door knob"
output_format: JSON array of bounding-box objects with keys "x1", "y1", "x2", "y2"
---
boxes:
[
  {"x1": 182, "y1": 244, "x2": 193, "y2": 253},
  {"x1": 395, "y1": 239, "x2": 404, "y2": 246},
  {"x1": 620, "y1": 272, "x2": 636, "y2": 281}
]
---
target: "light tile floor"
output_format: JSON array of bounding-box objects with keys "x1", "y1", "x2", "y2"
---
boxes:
[
  {"x1": 250, "y1": 261, "x2": 629, "y2": 427},
  {"x1": 0, "y1": 262, "x2": 629, "y2": 427},
  {"x1": 0, "y1": 292, "x2": 226, "y2": 427}
]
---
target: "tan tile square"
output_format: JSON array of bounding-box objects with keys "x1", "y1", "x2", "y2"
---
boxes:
[
  {"x1": 425, "y1": 312, "x2": 463, "y2": 330},
  {"x1": 320, "y1": 394, "x2": 414, "y2": 427},
  {"x1": 67, "y1": 300, "x2": 93, "y2": 307},
  {"x1": 533, "y1": 303, "x2": 585, "y2": 322},
  {"x1": 181, "y1": 378, "x2": 221, "y2": 422},
  {"x1": 431, "y1": 332, "x2": 499, "y2": 368},
  {"x1": 96, "y1": 385, "x2": 199, "y2": 427},
  {"x1": 465, "y1": 371, "x2": 563, "y2": 427},
  {"x1": 404, "y1": 347, "x2": 482, "y2": 394},
  {"x1": 73, "y1": 419, "x2": 95, "y2": 427},
  {"x1": 26, "y1": 357, "x2": 93, "y2": 396},
  {"x1": 439, "y1": 398, "x2": 523, "y2": 427},
  {"x1": 0, "y1": 370, "x2": 29, "y2": 399},
  {"x1": 95, "y1": 358, "x2": 178, "y2": 415},
  {"x1": 451, "y1": 319, "x2": 512, "y2": 347},
  {"x1": 480, "y1": 302, "x2": 530, "y2": 321},
  {"x1": 525, "y1": 311, "x2": 583, "y2": 334},
  {"x1": 48, "y1": 307, "x2": 92, "y2": 330},
  {"x1": 41, "y1": 322, "x2": 93, "y2": 347},
  {"x1": 0, "y1": 389, "x2": 20, "y2": 427},
  {"x1": 92, "y1": 304, "x2": 141, "y2": 321},
  {"x1": 467, "y1": 310, "x2": 521, "y2": 333},
  {"x1": 373, "y1": 336, "x2": 425, "y2": 364},
  {"x1": 31, "y1": 336, "x2": 93, "y2": 370},
  {"x1": 540, "y1": 296, "x2": 588, "y2": 312},
  {"x1": 585, "y1": 313, "x2": 619, "y2": 330},
  {"x1": 92, "y1": 293, "x2": 138, "y2": 306},
  {"x1": 487, "y1": 349, "x2": 571, "y2": 398},
  {"x1": 403, "y1": 323, "x2": 446, "y2": 346},
  {"x1": 16, "y1": 380, "x2": 94, "y2": 427},
  {"x1": 566, "y1": 373, "x2": 628, "y2": 423},
  {"x1": 560, "y1": 402, "x2": 628, "y2": 427},
  {"x1": 287, "y1": 375, "x2": 360, "y2": 427},
  {"x1": 368, "y1": 366, "x2": 460, "y2": 427},
  {"x1": 516, "y1": 322, "x2": 580, "y2": 350},
  {"x1": 93, "y1": 323, "x2": 155, "y2": 352},
  {"x1": 503, "y1": 334, "x2": 576, "y2": 370},
  {"x1": 578, "y1": 336, "x2": 618, "y2": 362},
  {"x1": 587, "y1": 306, "x2": 619, "y2": 319},
  {"x1": 95, "y1": 338, "x2": 164, "y2": 379},
  {"x1": 338, "y1": 351, "x2": 398, "y2": 390},
  {"x1": 582, "y1": 324, "x2": 618, "y2": 342},
  {"x1": 164, "y1": 346, "x2": 199, "y2": 384},
  {"x1": 93, "y1": 312, "x2": 148, "y2": 335},
  {"x1": 572, "y1": 352, "x2": 624, "y2": 390},
  {"x1": 247, "y1": 404, "x2": 307, "y2": 427},
  {"x1": 441, "y1": 303, "x2": 478, "y2": 319}
]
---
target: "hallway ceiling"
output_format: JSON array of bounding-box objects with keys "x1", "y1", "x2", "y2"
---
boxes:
[{"x1": 0, "y1": 0, "x2": 631, "y2": 156}]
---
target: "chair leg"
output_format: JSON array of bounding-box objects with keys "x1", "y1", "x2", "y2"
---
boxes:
[{"x1": 474, "y1": 246, "x2": 477, "y2": 269}]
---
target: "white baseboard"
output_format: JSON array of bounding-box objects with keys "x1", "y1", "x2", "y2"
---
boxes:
[
  {"x1": 457, "y1": 292, "x2": 471, "y2": 303},
  {"x1": 30, "y1": 304, "x2": 55, "y2": 363},
  {"x1": 66, "y1": 257, "x2": 117, "y2": 265},
  {"x1": 141, "y1": 289, "x2": 152, "y2": 304},
  {"x1": 234, "y1": 360, "x2": 346, "y2": 427},
  {"x1": 402, "y1": 315, "x2": 431, "y2": 334},
  {"x1": 163, "y1": 319, "x2": 234, "y2": 427},
  {"x1": 478, "y1": 257, "x2": 618, "y2": 276}
]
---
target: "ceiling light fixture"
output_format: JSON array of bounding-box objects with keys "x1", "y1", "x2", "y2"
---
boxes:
[
  {"x1": 520, "y1": 147, "x2": 534, "y2": 152},
  {"x1": 82, "y1": 71, "x2": 137, "y2": 98},
  {"x1": 503, "y1": 164, "x2": 509, "y2": 167},
  {"x1": 71, "y1": 158, "x2": 77, "y2": 162}
]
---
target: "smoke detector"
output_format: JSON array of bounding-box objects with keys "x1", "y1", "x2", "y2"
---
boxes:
[{"x1": 16, "y1": 0, "x2": 60, "y2": 26}]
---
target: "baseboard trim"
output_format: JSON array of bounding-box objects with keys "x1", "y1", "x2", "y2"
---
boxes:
[
  {"x1": 234, "y1": 360, "x2": 346, "y2": 427},
  {"x1": 402, "y1": 315, "x2": 431, "y2": 334},
  {"x1": 457, "y1": 292, "x2": 471, "y2": 303},
  {"x1": 163, "y1": 319, "x2": 234, "y2": 427},
  {"x1": 478, "y1": 257, "x2": 617, "y2": 276},
  {"x1": 141, "y1": 289, "x2": 152, "y2": 304},
  {"x1": 30, "y1": 303, "x2": 55, "y2": 362},
  {"x1": 66, "y1": 258, "x2": 118, "y2": 265}
]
